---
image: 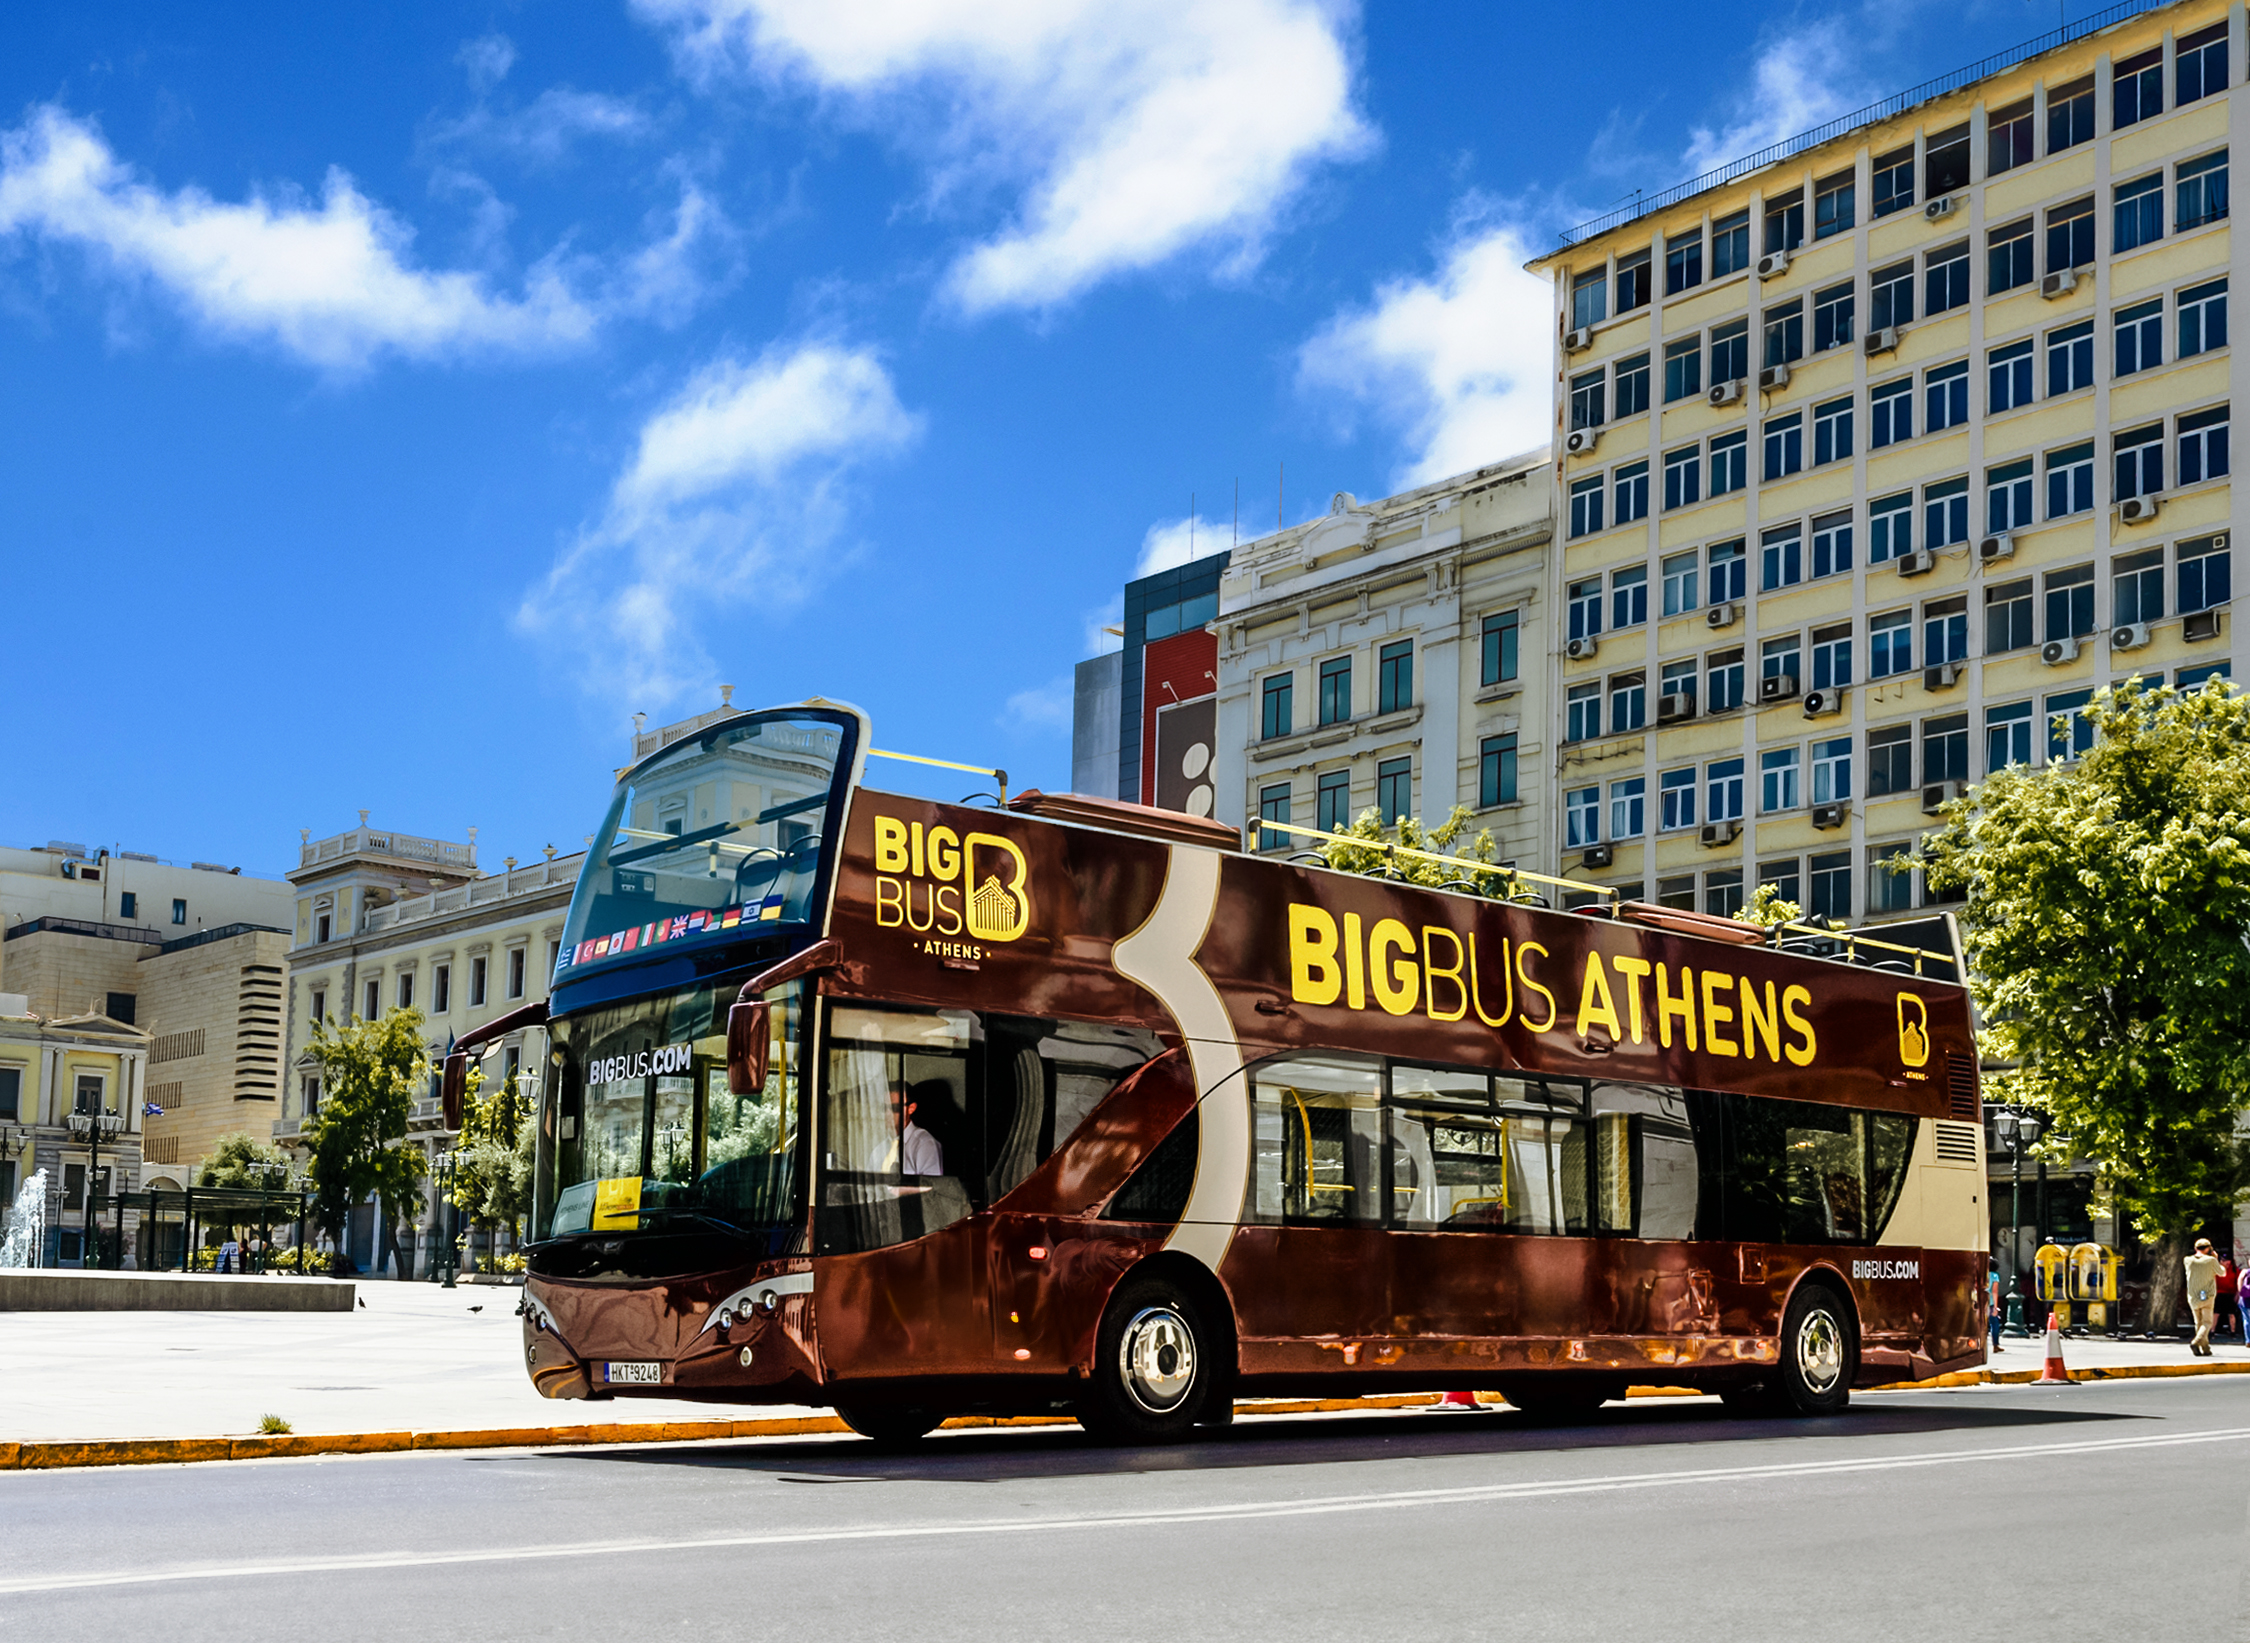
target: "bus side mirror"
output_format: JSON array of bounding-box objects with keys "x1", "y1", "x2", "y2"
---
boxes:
[
  {"x1": 441, "y1": 1052, "x2": 470, "y2": 1131},
  {"x1": 727, "y1": 999, "x2": 770, "y2": 1095}
]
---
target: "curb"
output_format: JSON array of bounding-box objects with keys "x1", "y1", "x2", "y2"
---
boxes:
[{"x1": 9, "y1": 1361, "x2": 2245, "y2": 1471}]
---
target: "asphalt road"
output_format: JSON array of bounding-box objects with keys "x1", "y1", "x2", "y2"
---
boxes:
[{"x1": 4, "y1": 1379, "x2": 2245, "y2": 1642}]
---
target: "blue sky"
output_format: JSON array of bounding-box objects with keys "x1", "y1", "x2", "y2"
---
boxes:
[{"x1": 0, "y1": 0, "x2": 2075, "y2": 878}]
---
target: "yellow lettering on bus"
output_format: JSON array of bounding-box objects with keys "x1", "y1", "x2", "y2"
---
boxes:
[
  {"x1": 1610, "y1": 954, "x2": 1651, "y2": 1043},
  {"x1": 875, "y1": 876, "x2": 906, "y2": 928},
  {"x1": 1421, "y1": 926, "x2": 1468, "y2": 1022},
  {"x1": 1739, "y1": 976, "x2": 1781, "y2": 1062},
  {"x1": 1288, "y1": 904, "x2": 1342, "y2": 1006},
  {"x1": 927, "y1": 825, "x2": 961, "y2": 881},
  {"x1": 874, "y1": 816, "x2": 909, "y2": 874},
  {"x1": 1701, "y1": 967, "x2": 1739, "y2": 1057},
  {"x1": 934, "y1": 882, "x2": 963, "y2": 936},
  {"x1": 1516, "y1": 940, "x2": 1558, "y2": 1033},
  {"x1": 1782, "y1": 984, "x2": 1817, "y2": 1065},
  {"x1": 1655, "y1": 963, "x2": 1698, "y2": 1051},
  {"x1": 1467, "y1": 931, "x2": 1514, "y2": 1027},
  {"x1": 1344, "y1": 912, "x2": 1367, "y2": 1012},
  {"x1": 1369, "y1": 919, "x2": 1419, "y2": 1016},
  {"x1": 909, "y1": 820, "x2": 926, "y2": 879},
  {"x1": 1575, "y1": 952, "x2": 1623, "y2": 1043}
]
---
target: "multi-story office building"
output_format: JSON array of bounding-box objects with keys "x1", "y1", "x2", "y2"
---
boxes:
[
  {"x1": 1211, "y1": 454, "x2": 1553, "y2": 861},
  {"x1": 1530, "y1": 0, "x2": 2236, "y2": 923}
]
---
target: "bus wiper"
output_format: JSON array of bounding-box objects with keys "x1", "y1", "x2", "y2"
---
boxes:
[{"x1": 631, "y1": 1206, "x2": 752, "y2": 1239}]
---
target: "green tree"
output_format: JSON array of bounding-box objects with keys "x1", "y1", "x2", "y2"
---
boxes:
[
  {"x1": 1919, "y1": 679, "x2": 2250, "y2": 1330},
  {"x1": 301, "y1": 1008, "x2": 432, "y2": 1278},
  {"x1": 1732, "y1": 882, "x2": 1804, "y2": 929},
  {"x1": 449, "y1": 1059, "x2": 534, "y2": 1263},
  {"x1": 1318, "y1": 804, "x2": 1535, "y2": 899},
  {"x1": 195, "y1": 1132, "x2": 298, "y2": 1265}
]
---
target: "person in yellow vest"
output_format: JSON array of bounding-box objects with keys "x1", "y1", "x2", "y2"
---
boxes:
[{"x1": 2184, "y1": 1239, "x2": 2223, "y2": 1356}]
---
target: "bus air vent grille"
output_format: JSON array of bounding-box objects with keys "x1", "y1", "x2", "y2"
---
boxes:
[
  {"x1": 1103, "y1": 1112, "x2": 1201, "y2": 1224},
  {"x1": 1931, "y1": 1121, "x2": 1981, "y2": 1164},
  {"x1": 1944, "y1": 1053, "x2": 1980, "y2": 1121}
]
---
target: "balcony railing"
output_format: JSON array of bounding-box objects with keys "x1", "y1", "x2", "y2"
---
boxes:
[
  {"x1": 301, "y1": 825, "x2": 476, "y2": 870},
  {"x1": 359, "y1": 854, "x2": 585, "y2": 934}
]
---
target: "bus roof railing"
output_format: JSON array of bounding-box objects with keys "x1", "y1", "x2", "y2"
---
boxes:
[
  {"x1": 1246, "y1": 817, "x2": 1954, "y2": 976},
  {"x1": 868, "y1": 748, "x2": 1008, "y2": 805}
]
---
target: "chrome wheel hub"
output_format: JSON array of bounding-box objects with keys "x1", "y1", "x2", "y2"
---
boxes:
[
  {"x1": 1118, "y1": 1305, "x2": 1197, "y2": 1414},
  {"x1": 1796, "y1": 1307, "x2": 1844, "y2": 1395}
]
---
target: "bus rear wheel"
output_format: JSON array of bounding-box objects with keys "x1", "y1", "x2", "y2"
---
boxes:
[
  {"x1": 834, "y1": 1404, "x2": 943, "y2": 1447},
  {"x1": 1078, "y1": 1277, "x2": 1213, "y2": 1443},
  {"x1": 1775, "y1": 1283, "x2": 1855, "y2": 1416}
]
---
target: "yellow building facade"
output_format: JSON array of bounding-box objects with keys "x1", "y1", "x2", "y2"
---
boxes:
[{"x1": 1531, "y1": 0, "x2": 2238, "y2": 920}]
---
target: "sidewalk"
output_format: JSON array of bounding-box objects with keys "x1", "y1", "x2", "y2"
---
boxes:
[{"x1": 3, "y1": 1284, "x2": 2242, "y2": 1456}]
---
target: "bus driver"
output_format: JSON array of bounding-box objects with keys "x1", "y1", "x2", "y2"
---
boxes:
[{"x1": 889, "y1": 1081, "x2": 946, "y2": 1177}]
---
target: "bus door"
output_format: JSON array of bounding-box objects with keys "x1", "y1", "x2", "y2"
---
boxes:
[{"x1": 1236, "y1": 1053, "x2": 1392, "y2": 1355}]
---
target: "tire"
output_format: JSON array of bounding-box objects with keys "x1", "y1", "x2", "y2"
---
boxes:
[
  {"x1": 834, "y1": 1404, "x2": 943, "y2": 1448},
  {"x1": 1501, "y1": 1381, "x2": 1610, "y2": 1423},
  {"x1": 1077, "y1": 1276, "x2": 1214, "y2": 1443},
  {"x1": 1718, "y1": 1381, "x2": 1783, "y2": 1416},
  {"x1": 1775, "y1": 1283, "x2": 1855, "y2": 1416}
]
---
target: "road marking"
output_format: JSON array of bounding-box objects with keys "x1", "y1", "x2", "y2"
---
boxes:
[{"x1": 5, "y1": 1424, "x2": 2246, "y2": 1595}]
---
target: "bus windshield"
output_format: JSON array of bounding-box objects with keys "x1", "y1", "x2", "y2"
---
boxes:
[
  {"x1": 556, "y1": 712, "x2": 851, "y2": 982},
  {"x1": 540, "y1": 980, "x2": 805, "y2": 1249}
]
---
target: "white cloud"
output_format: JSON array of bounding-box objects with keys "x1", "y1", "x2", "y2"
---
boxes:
[
  {"x1": 520, "y1": 341, "x2": 922, "y2": 704},
  {"x1": 1001, "y1": 677, "x2": 1073, "y2": 733},
  {"x1": 1296, "y1": 209, "x2": 1552, "y2": 488},
  {"x1": 0, "y1": 105, "x2": 710, "y2": 370},
  {"x1": 458, "y1": 33, "x2": 518, "y2": 92},
  {"x1": 632, "y1": 0, "x2": 1373, "y2": 312},
  {"x1": 431, "y1": 87, "x2": 654, "y2": 166},
  {"x1": 1680, "y1": 27, "x2": 1868, "y2": 179},
  {"x1": 1134, "y1": 513, "x2": 1235, "y2": 578}
]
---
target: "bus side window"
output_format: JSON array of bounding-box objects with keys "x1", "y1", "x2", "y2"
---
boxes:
[
  {"x1": 981, "y1": 1018, "x2": 1163, "y2": 1204},
  {"x1": 1716, "y1": 1094, "x2": 1917, "y2": 1245},
  {"x1": 1588, "y1": 1082, "x2": 1703, "y2": 1239},
  {"x1": 1250, "y1": 1053, "x2": 1382, "y2": 1224}
]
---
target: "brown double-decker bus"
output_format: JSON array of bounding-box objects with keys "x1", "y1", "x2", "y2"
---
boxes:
[{"x1": 476, "y1": 701, "x2": 1988, "y2": 1444}]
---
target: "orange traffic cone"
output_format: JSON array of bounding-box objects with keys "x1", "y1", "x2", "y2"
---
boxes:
[
  {"x1": 1434, "y1": 1389, "x2": 1480, "y2": 1411},
  {"x1": 2039, "y1": 1310, "x2": 2072, "y2": 1383}
]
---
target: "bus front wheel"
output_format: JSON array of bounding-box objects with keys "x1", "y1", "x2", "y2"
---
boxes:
[
  {"x1": 1775, "y1": 1283, "x2": 1855, "y2": 1416},
  {"x1": 1078, "y1": 1277, "x2": 1213, "y2": 1443},
  {"x1": 835, "y1": 1404, "x2": 943, "y2": 1447}
]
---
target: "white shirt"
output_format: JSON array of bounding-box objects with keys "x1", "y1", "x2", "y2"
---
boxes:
[{"x1": 901, "y1": 1122, "x2": 944, "y2": 1177}]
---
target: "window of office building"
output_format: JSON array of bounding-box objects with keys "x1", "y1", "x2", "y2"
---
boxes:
[
  {"x1": 1569, "y1": 474, "x2": 1605, "y2": 539},
  {"x1": 1813, "y1": 281, "x2": 1855, "y2": 351},
  {"x1": 2048, "y1": 76, "x2": 2095, "y2": 152},
  {"x1": 1923, "y1": 713, "x2": 1971, "y2": 785},
  {"x1": 1872, "y1": 146, "x2": 1915, "y2": 217},
  {"x1": 1705, "y1": 870, "x2": 1747, "y2": 920},
  {"x1": 2178, "y1": 23, "x2": 2228, "y2": 104},
  {"x1": 1611, "y1": 777, "x2": 1646, "y2": 840},
  {"x1": 2046, "y1": 440, "x2": 2095, "y2": 518},
  {"x1": 1708, "y1": 538, "x2": 1747, "y2": 604},
  {"x1": 1814, "y1": 171, "x2": 1855, "y2": 239},
  {"x1": 1614, "y1": 352, "x2": 1651, "y2": 418},
  {"x1": 1612, "y1": 565, "x2": 1649, "y2": 630},
  {"x1": 507, "y1": 947, "x2": 526, "y2": 999},
  {"x1": 1810, "y1": 621, "x2": 1852, "y2": 689},
  {"x1": 1870, "y1": 260, "x2": 1914, "y2": 330},
  {"x1": 1479, "y1": 735, "x2": 1518, "y2": 807},
  {"x1": 2047, "y1": 198, "x2": 2094, "y2": 272},
  {"x1": 1565, "y1": 785, "x2": 1600, "y2": 848},
  {"x1": 1615, "y1": 249, "x2": 1652, "y2": 314},
  {"x1": 1258, "y1": 785, "x2": 1291, "y2": 851},
  {"x1": 1712, "y1": 210, "x2": 1751, "y2": 278},
  {"x1": 1261, "y1": 672, "x2": 1293, "y2": 740},
  {"x1": 2045, "y1": 564, "x2": 2095, "y2": 640},
  {"x1": 1569, "y1": 368, "x2": 1607, "y2": 432},
  {"x1": 469, "y1": 955, "x2": 488, "y2": 1008},
  {"x1": 1762, "y1": 414, "x2": 1803, "y2": 482},
  {"x1": 2113, "y1": 423, "x2": 2163, "y2": 501},
  {"x1": 1987, "y1": 701, "x2": 2034, "y2": 773},
  {"x1": 2046, "y1": 690, "x2": 2095, "y2": 761},
  {"x1": 1924, "y1": 124, "x2": 1970, "y2": 197},
  {"x1": 2180, "y1": 277, "x2": 2228, "y2": 357},
  {"x1": 2048, "y1": 319, "x2": 2094, "y2": 395},
  {"x1": 1925, "y1": 242, "x2": 1970, "y2": 315},
  {"x1": 1923, "y1": 477, "x2": 1969, "y2": 549},
  {"x1": 1987, "y1": 458, "x2": 2034, "y2": 534},
  {"x1": 2180, "y1": 536, "x2": 2232, "y2": 614},
  {"x1": 1761, "y1": 633, "x2": 1802, "y2": 693},
  {"x1": 1662, "y1": 549, "x2": 1699, "y2": 616},
  {"x1": 1813, "y1": 398, "x2": 1853, "y2": 465},
  {"x1": 2114, "y1": 547, "x2": 2165, "y2": 628},
  {"x1": 1661, "y1": 658, "x2": 1698, "y2": 716},
  {"x1": 1809, "y1": 850, "x2": 1853, "y2": 922},
  {"x1": 1761, "y1": 524, "x2": 1803, "y2": 591},
  {"x1": 1811, "y1": 736, "x2": 1852, "y2": 805},
  {"x1": 1376, "y1": 758, "x2": 1412, "y2": 826},
  {"x1": 1759, "y1": 859, "x2": 1803, "y2": 912},
  {"x1": 1925, "y1": 360, "x2": 1969, "y2": 432},
  {"x1": 1568, "y1": 578, "x2": 1603, "y2": 642},
  {"x1": 1377, "y1": 640, "x2": 1413, "y2": 715},
  {"x1": 1666, "y1": 228, "x2": 1703, "y2": 295},
  {"x1": 1312, "y1": 657, "x2": 1352, "y2": 727},
  {"x1": 1761, "y1": 747, "x2": 1801, "y2": 813},
  {"x1": 2114, "y1": 172, "x2": 2163, "y2": 254},
  {"x1": 2178, "y1": 150, "x2": 2229, "y2": 232},
  {"x1": 1707, "y1": 758, "x2": 1745, "y2": 824},
  {"x1": 1566, "y1": 682, "x2": 1603, "y2": 743},
  {"x1": 1868, "y1": 724, "x2": 1914, "y2": 795},
  {"x1": 1480, "y1": 611, "x2": 1519, "y2": 685},
  {"x1": 1869, "y1": 492, "x2": 1912, "y2": 563},
  {"x1": 1316, "y1": 770, "x2": 1352, "y2": 833},
  {"x1": 1659, "y1": 768, "x2": 1697, "y2": 832},
  {"x1": 1663, "y1": 336, "x2": 1703, "y2": 403},
  {"x1": 1868, "y1": 842, "x2": 1916, "y2": 913},
  {"x1": 1571, "y1": 267, "x2": 1607, "y2": 331},
  {"x1": 172, "y1": 898, "x2": 187, "y2": 926},
  {"x1": 433, "y1": 964, "x2": 450, "y2": 1015},
  {"x1": 1710, "y1": 430, "x2": 1748, "y2": 497},
  {"x1": 1924, "y1": 595, "x2": 1970, "y2": 667},
  {"x1": 1763, "y1": 299, "x2": 1804, "y2": 368},
  {"x1": 1708, "y1": 648, "x2": 1746, "y2": 714},
  {"x1": 1710, "y1": 319, "x2": 1749, "y2": 387},
  {"x1": 1615, "y1": 460, "x2": 1650, "y2": 525},
  {"x1": 1870, "y1": 610, "x2": 1912, "y2": 678},
  {"x1": 1871, "y1": 377, "x2": 1913, "y2": 449},
  {"x1": 1984, "y1": 578, "x2": 2033, "y2": 655},
  {"x1": 1610, "y1": 672, "x2": 1647, "y2": 735},
  {"x1": 2179, "y1": 405, "x2": 2230, "y2": 486},
  {"x1": 1764, "y1": 189, "x2": 1805, "y2": 255},
  {"x1": 2113, "y1": 46, "x2": 2162, "y2": 129},
  {"x1": 1988, "y1": 217, "x2": 2034, "y2": 295},
  {"x1": 1664, "y1": 444, "x2": 1702, "y2": 510},
  {"x1": 1989, "y1": 338, "x2": 2034, "y2": 412},
  {"x1": 1988, "y1": 99, "x2": 2034, "y2": 175}
]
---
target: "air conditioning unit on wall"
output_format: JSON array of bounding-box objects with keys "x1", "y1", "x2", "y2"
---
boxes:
[
  {"x1": 2040, "y1": 637, "x2": 2081, "y2": 666},
  {"x1": 2041, "y1": 269, "x2": 2079, "y2": 300},
  {"x1": 1698, "y1": 821, "x2": 1742, "y2": 847},
  {"x1": 1565, "y1": 326, "x2": 1595, "y2": 352},
  {"x1": 1811, "y1": 800, "x2": 1850, "y2": 829},
  {"x1": 1582, "y1": 844, "x2": 1615, "y2": 869},
  {"x1": 2111, "y1": 622, "x2": 2152, "y2": 652},
  {"x1": 2119, "y1": 496, "x2": 2161, "y2": 525},
  {"x1": 1566, "y1": 635, "x2": 1600, "y2": 661},
  {"x1": 1706, "y1": 602, "x2": 1740, "y2": 629},
  {"x1": 1564, "y1": 428, "x2": 1601, "y2": 456},
  {"x1": 1803, "y1": 688, "x2": 1846, "y2": 718},
  {"x1": 1756, "y1": 249, "x2": 1791, "y2": 279}
]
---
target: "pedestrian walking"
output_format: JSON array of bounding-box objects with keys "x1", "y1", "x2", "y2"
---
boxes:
[
  {"x1": 2236, "y1": 1263, "x2": 2250, "y2": 1348},
  {"x1": 2184, "y1": 1239, "x2": 2222, "y2": 1355},
  {"x1": 1988, "y1": 1260, "x2": 2005, "y2": 1353},
  {"x1": 2218, "y1": 1252, "x2": 2240, "y2": 1341}
]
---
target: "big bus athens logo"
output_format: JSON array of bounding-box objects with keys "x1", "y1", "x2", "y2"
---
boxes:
[
  {"x1": 872, "y1": 816, "x2": 1031, "y2": 955},
  {"x1": 1896, "y1": 992, "x2": 1931, "y2": 1070}
]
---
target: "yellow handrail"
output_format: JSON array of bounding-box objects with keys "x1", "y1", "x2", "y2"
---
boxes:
[
  {"x1": 867, "y1": 748, "x2": 1008, "y2": 805},
  {"x1": 1248, "y1": 816, "x2": 1614, "y2": 905}
]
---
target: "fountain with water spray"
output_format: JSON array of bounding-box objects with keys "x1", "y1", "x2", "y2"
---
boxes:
[{"x1": 0, "y1": 1167, "x2": 48, "y2": 1268}]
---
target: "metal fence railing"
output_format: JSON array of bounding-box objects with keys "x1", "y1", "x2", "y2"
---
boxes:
[{"x1": 1557, "y1": 0, "x2": 2169, "y2": 248}]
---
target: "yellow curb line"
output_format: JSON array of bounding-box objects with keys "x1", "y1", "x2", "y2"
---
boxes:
[{"x1": 10, "y1": 1361, "x2": 2244, "y2": 1470}]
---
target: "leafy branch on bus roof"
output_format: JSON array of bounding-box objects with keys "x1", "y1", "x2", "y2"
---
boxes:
[
  {"x1": 1732, "y1": 883, "x2": 1805, "y2": 929},
  {"x1": 1918, "y1": 677, "x2": 2250, "y2": 1329},
  {"x1": 1317, "y1": 805, "x2": 1538, "y2": 899}
]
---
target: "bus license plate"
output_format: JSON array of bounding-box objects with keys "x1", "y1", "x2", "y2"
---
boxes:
[{"x1": 606, "y1": 1361, "x2": 662, "y2": 1385}]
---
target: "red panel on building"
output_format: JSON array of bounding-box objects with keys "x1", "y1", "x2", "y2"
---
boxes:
[{"x1": 1140, "y1": 629, "x2": 1218, "y2": 817}]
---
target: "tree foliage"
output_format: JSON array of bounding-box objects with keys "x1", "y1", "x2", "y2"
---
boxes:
[
  {"x1": 197, "y1": 1132, "x2": 296, "y2": 1193},
  {"x1": 449, "y1": 1058, "x2": 534, "y2": 1250},
  {"x1": 1317, "y1": 805, "x2": 1538, "y2": 899},
  {"x1": 1732, "y1": 882, "x2": 1804, "y2": 929},
  {"x1": 1919, "y1": 679, "x2": 2250, "y2": 1322},
  {"x1": 300, "y1": 1008, "x2": 431, "y2": 1268}
]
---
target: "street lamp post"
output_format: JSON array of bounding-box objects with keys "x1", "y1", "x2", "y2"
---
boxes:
[
  {"x1": 65, "y1": 1107, "x2": 124, "y2": 1270},
  {"x1": 431, "y1": 1150, "x2": 458, "y2": 1289},
  {"x1": 1993, "y1": 1107, "x2": 2046, "y2": 1337}
]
